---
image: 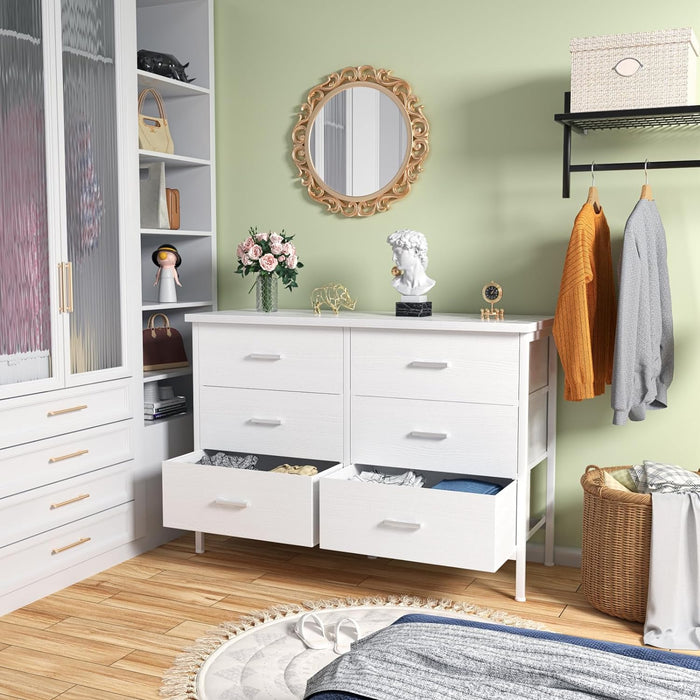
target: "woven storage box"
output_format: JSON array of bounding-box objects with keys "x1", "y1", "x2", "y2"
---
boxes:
[{"x1": 570, "y1": 28, "x2": 699, "y2": 112}]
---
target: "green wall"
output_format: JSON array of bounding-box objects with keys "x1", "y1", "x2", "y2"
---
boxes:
[{"x1": 214, "y1": 0, "x2": 700, "y2": 549}]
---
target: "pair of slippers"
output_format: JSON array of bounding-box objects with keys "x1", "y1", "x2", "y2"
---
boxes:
[{"x1": 294, "y1": 612, "x2": 360, "y2": 654}]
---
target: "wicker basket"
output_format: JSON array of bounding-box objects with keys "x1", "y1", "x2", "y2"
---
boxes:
[{"x1": 580, "y1": 465, "x2": 652, "y2": 623}]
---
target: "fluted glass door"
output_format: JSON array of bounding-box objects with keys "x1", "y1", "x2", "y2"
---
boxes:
[
  {"x1": 0, "y1": 0, "x2": 56, "y2": 390},
  {"x1": 61, "y1": 0, "x2": 123, "y2": 378}
]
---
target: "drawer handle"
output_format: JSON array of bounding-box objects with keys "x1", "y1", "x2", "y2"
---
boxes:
[
  {"x1": 248, "y1": 417, "x2": 283, "y2": 426},
  {"x1": 49, "y1": 449, "x2": 89, "y2": 464},
  {"x1": 51, "y1": 536, "x2": 91, "y2": 555},
  {"x1": 47, "y1": 404, "x2": 88, "y2": 417},
  {"x1": 214, "y1": 497, "x2": 250, "y2": 509},
  {"x1": 408, "y1": 361, "x2": 449, "y2": 370},
  {"x1": 408, "y1": 430, "x2": 448, "y2": 440},
  {"x1": 381, "y1": 519, "x2": 422, "y2": 531},
  {"x1": 50, "y1": 493, "x2": 90, "y2": 510},
  {"x1": 247, "y1": 353, "x2": 282, "y2": 361}
]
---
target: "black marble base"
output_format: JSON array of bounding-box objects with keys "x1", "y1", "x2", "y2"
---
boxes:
[{"x1": 396, "y1": 301, "x2": 432, "y2": 317}]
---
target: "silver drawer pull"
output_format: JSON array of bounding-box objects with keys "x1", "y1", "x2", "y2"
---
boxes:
[
  {"x1": 408, "y1": 430, "x2": 448, "y2": 440},
  {"x1": 50, "y1": 493, "x2": 90, "y2": 510},
  {"x1": 248, "y1": 417, "x2": 283, "y2": 426},
  {"x1": 51, "y1": 536, "x2": 91, "y2": 555},
  {"x1": 47, "y1": 404, "x2": 88, "y2": 417},
  {"x1": 381, "y1": 519, "x2": 422, "y2": 531},
  {"x1": 49, "y1": 449, "x2": 89, "y2": 464},
  {"x1": 214, "y1": 497, "x2": 250, "y2": 509},
  {"x1": 247, "y1": 353, "x2": 282, "y2": 361},
  {"x1": 408, "y1": 361, "x2": 449, "y2": 370}
]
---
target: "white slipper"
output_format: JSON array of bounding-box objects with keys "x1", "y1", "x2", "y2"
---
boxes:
[
  {"x1": 294, "y1": 612, "x2": 332, "y2": 650},
  {"x1": 333, "y1": 617, "x2": 360, "y2": 654}
]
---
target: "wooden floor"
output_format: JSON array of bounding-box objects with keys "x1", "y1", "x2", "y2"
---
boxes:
[{"x1": 0, "y1": 534, "x2": 694, "y2": 699}]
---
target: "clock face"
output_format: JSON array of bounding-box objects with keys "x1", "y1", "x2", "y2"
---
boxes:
[{"x1": 482, "y1": 282, "x2": 502, "y2": 303}]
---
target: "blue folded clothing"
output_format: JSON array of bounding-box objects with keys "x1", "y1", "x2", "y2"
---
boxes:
[{"x1": 431, "y1": 478, "x2": 502, "y2": 495}]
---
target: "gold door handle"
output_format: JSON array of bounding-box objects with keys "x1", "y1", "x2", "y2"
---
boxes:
[
  {"x1": 58, "y1": 263, "x2": 65, "y2": 313},
  {"x1": 64, "y1": 261, "x2": 73, "y2": 313},
  {"x1": 51, "y1": 537, "x2": 91, "y2": 555},
  {"x1": 50, "y1": 493, "x2": 90, "y2": 510},
  {"x1": 47, "y1": 405, "x2": 88, "y2": 417},
  {"x1": 48, "y1": 449, "x2": 89, "y2": 464}
]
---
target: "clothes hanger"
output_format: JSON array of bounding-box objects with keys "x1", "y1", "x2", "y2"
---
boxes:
[
  {"x1": 640, "y1": 159, "x2": 653, "y2": 200},
  {"x1": 586, "y1": 162, "x2": 601, "y2": 213}
]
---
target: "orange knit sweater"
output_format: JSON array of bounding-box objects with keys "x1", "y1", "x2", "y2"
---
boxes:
[{"x1": 553, "y1": 203, "x2": 617, "y2": 401}]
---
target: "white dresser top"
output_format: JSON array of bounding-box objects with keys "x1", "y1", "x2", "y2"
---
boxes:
[{"x1": 185, "y1": 309, "x2": 553, "y2": 334}]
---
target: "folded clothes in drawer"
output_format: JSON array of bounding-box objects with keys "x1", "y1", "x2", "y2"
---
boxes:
[
  {"x1": 194, "y1": 449, "x2": 327, "y2": 476},
  {"x1": 431, "y1": 478, "x2": 503, "y2": 495}
]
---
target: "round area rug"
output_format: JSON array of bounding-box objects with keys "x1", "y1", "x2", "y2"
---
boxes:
[{"x1": 160, "y1": 595, "x2": 548, "y2": 700}]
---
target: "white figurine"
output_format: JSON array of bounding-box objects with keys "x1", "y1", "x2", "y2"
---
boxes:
[
  {"x1": 387, "y1": 229, "x2": 435, "y2": 298},
  {"x1": 152, "y1": 243, "x2": 182, "y2": 304}
]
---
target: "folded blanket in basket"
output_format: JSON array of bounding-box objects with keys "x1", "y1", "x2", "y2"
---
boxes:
[{"x1": 630, "y1": 460, "x2": 700, "y2": 494}]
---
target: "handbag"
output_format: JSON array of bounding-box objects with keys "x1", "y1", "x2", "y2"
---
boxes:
[
  {"x1": 142, "y1": 313, "x2": 189, "y2": 371},
  {"x1": 166, "y1": 188, "x2": 180, "y2": 229},
  {"x1": 139, "y1": 162, "x2": 169, "y2": 229},
  {"x1": 138, "y1": 88, "x2": 174, "y2": 154}
]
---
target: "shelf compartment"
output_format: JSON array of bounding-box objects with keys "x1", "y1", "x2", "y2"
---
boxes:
[
  {"x1": 144, "y1": 367, "x2": 192, "y2": 384},
  {"x1": 141, "y1": 228, "x2": 213, "y2": 237},
  {"x1": 142, "y1": 301, "x2": 213, "y2": 311},
  {"x1": 138, "y1": 150, "x2": 210, "y2": 167}
]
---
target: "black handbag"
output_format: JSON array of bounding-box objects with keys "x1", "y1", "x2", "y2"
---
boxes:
[{"x1": 137, "y1": 49, "x2": 194, "y2": 83}]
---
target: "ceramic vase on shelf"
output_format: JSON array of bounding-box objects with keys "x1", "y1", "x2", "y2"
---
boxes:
[{"x1": 256, "y1": 274, "x2": 278, "y2": 312}]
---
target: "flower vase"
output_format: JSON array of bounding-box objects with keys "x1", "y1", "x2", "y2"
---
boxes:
[{"x1": 255, "y1": 274, "x2": 278, "y2": 312}]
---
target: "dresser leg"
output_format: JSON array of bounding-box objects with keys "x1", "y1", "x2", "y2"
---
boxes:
[{"x1": 195, "y1": 531, "x2": 205, "y2": 554}]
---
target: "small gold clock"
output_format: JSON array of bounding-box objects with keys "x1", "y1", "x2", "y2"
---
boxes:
[{"x1": 481, "y1": 281, "x2": 504, "y2": 320}]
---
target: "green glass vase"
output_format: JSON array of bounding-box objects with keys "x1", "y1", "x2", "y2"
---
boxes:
[{"x1": 255, "y1": 274, "x2": 278, "y2": 312}]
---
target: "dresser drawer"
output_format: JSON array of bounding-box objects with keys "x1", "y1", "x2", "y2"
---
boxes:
[
  {"x1": 0, "y1": 380, "x2": 132, "y2": 449},
  {"x1": 0, "y1": 502, "x2": 137, "y2": 596},
  {"x1": 0, "y1": 461, "x2": 134, "y2": 548},
  {"x1": 199, "y1": 386, "x2": 343, "y2": 461},
  {"x1": 319, "y1": 464, "x2": 516, "y2": 571},
  {"x1": 163, "y1": 450, "x2": 342, "y2": 546},
  {"x1": 197, "y1": 324, "x2": 343, "y2": 394},
  {"x1": 0, "y1": 421, "x2": 134, "y2": 499},
  {"x1": 351, "y1": 329, "x2": 519, "y2": 405},
  {"x1": 351, "y1": 396, "x2": 518, "y2": 478}
]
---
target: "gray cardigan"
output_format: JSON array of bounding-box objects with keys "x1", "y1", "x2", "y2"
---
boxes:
[{"x1": 611, "y1": 199, "x2": 674, "y2": 425}]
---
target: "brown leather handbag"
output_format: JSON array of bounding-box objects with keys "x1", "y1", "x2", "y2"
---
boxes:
[
  {"x1": 166, "y1": 188, "x2": 180, "y2": 229},
  {"x1": 142, "y1": 314, "x2": 188, "y2": 371}
]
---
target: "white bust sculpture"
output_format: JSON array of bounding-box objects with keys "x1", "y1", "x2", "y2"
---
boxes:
[{"x1": 387, "y1": 229, "x2": 436, "y2": 297}]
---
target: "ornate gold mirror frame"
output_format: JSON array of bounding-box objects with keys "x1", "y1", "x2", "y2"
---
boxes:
[{"x1": 292, "y1": 66, "x2": 429, "y2": 217}]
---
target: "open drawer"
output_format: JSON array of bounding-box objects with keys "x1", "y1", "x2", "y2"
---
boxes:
[
  {"x1": 319, "y1": 464, "x2": 516, "y2": 572},
  {"x1": 162, "y1": 450, "x2": 342, "y2": 547}
]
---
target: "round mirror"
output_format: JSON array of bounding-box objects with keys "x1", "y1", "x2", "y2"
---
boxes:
[{"x1": 292, "y1": 66, "x2": 429, "y2": 217}]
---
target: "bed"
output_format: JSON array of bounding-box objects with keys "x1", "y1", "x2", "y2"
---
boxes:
[{"x1": 305, "y1": 614, "x2": 700, "y2": 699}]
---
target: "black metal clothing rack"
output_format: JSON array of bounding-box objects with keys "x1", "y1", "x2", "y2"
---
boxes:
[{"x1": 554, "y1": 91, "x2": 700, "y2": 197}]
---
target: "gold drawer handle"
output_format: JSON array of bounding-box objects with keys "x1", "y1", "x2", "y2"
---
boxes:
[
  {"x1": 49, "y1": 449, "x2": 89, "y2": 464},
  {"x1": 51, "y1": 536, "x2": 91, "y2": 555},
  {"x1": 47, "y1": 404, "x2": 88, "y2": 417},
  {"x1": 50, "y1": 493, "x2": 90, "y2": 510}
]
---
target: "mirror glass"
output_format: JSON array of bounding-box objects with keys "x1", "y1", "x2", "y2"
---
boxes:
[{"x1": 308, "y1": 86, "x2": 408, "y2": 197}]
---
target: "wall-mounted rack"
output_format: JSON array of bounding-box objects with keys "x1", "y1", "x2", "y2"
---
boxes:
[{"x1": 554, "y1": 91, "x2": 700, "y2": 197}]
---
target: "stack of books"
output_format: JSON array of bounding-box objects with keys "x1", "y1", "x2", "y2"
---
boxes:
[{"x1": 144, "y1": 395, "x2": 187, "y2": 421}]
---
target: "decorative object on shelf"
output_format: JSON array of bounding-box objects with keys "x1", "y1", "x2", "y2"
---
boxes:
[
  {"x1": 152, "y1": 243, "x2": 182, "y2": 304},
  {"x1": 480, "y1": 281, "x2": 504, "y2": 320},
  {"x1": 139, "y1": 162, "x2": 169, "y2": 228},
  {"x1": 387, "y1": 229, "x2": 434, "y2": 317},
  {"x1": 142, "y1": 313, "x2": 189, "y2": 371},
  {"x1": 165, "y1": 188, "x2": 180, "y2": 229},
  {"x1": 292, "y1": 66, "x2": 429, "y2": 217},
  {"x1": 570, "y1": 28, "x2": 699, "y2": 112},
  {"x1": 235, "y1": 227, "x2": 304, "y2": 312},
  {"x1": 137, "y1": 49, "x2": 194, "y2": 83},
  {"x1": 138, "y1": 88, "x2": 174, "y2": 154},
  {"x1": 311, "y1": 284, "x2": 357, "y2": 315}
]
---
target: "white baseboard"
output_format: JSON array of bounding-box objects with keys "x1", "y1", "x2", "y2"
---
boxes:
[{"x1": 527, "y1": 543, "x2": 581, "y2": 568}]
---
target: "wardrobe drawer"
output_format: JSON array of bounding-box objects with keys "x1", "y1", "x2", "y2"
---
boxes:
[
  {"x1": 0, "y1": 421, "x2": 134, "y2": 499},
  {"x1": 0, "y1": 380, "x2": 132, "y2": 449},
  {"x1": 319, "y1": 464, "x2": 516, "y2": 571},
  {"x1": 351, "y1": 329, "x2": 519, "y2": 405},
  {"x1": 351, "y1": 396, "x2": 518, "y2": 478},
  {"x1": 0, "y1": 502, "x2": 137, "y2": 596},
  {"x1": 199, "y1": 386, "x2": 343, "y2": 462},
  {"x1": 162, "y1": 450, "x2": 343, "y2": 546},
  {"x1": 197, "y1": 324, "x2": 343, "y2": 394}
]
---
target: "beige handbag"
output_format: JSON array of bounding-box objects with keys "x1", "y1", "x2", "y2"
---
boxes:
[{"x1": 138, "y1": 88, "x2": 174, "y2": 154}]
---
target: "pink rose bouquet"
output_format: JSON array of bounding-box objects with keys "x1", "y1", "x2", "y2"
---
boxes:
[{"x1": 235, "y1": 226, "x2": 303, "y2": 291}]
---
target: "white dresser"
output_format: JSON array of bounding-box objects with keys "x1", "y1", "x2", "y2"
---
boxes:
[{"x1": 163, "y1": 310, "x2": 556, "y2": 601}]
